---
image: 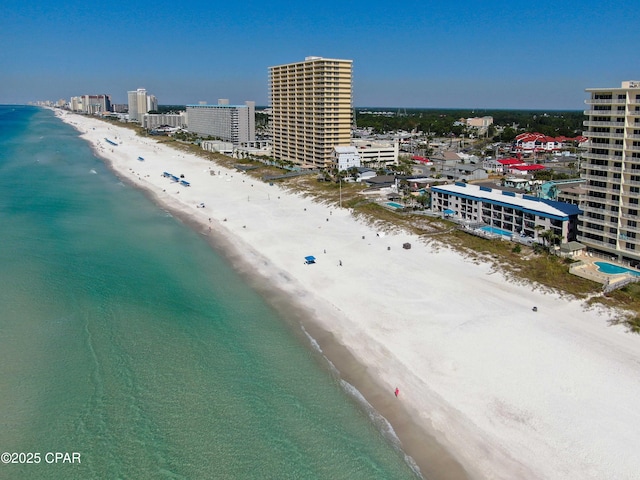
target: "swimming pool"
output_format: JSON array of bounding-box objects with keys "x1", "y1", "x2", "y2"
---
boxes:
[
  {"x1": 594, "y1": 262, "x2": 640, "y2": 277},
  {"x1": 386, "y1": 202, "x2": 404, "y2": 209},
  {"x1": 479, "y1": 226, "x2": 513, "y2": 237}
]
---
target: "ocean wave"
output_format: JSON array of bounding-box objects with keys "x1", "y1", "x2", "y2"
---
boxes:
[
  {"x1": 340, "y1": 379, "x2": 424, "y2": 479},
  {"x1": 300, "y1": 324, "x2": 424, "y2": 478},
  {"x1": 300, "y1": 325, "x2": 339, "y2": 375}
]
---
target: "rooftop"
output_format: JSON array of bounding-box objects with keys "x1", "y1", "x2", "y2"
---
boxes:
[{"x1": 432, "y1": 183, "x2": 581, "y2": 220}]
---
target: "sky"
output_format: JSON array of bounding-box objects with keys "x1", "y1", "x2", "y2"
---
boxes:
[{"x1": 1, "y1": 0, "x2": 638, "y2": 109}]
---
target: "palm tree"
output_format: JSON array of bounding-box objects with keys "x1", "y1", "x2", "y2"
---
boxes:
[{"x1": 538, "y1": 229, "x2": 562, "y2": 250}]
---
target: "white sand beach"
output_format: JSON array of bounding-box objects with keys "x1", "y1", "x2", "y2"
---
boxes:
[{"x1": 58, "y1": 110, "x2": 640, "y2": 480}]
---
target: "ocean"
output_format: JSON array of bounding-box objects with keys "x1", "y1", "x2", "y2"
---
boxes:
[{"x1": 0, "y1": 105, "x2": 419, "y2": 479}]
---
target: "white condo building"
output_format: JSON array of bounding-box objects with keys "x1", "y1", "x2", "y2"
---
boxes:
[
  {"x1": 352, "y1": 139, "x2": 399, "y2": 168},
  {"x1": 69, "y1": 94, "x2": 112, "y2": 114},
  {"x1": 269, "y1": 56, "x2": 353, "y2": 168},
  {"x1": 432, "y1": 183, "x2": 581, "y2": 243},
  {"x1": 580, "y1": 80, "x2": 640, "y2": 263},
  {"x1": 186, "y1": 100, "x2": 255, "y2": 145},
  {"x1": 128, "y1": 88, "x2": 157, "y2": 122},
  {"x1": 142, "y1": 112, "x2": 187, "y2": 130}
]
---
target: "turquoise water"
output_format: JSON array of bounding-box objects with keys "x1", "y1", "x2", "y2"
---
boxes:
[
  {"x1": 595, "y1": 261, "x2": 640, "y2": 277},
  {"x1": 480, "y1": 226, "x2": 513, "y2": 237},
  {"x1": 0, "y1": 106, "x2": 419, "y2": 479},
  {"x1": 386, "y1": 202, "x2": 404, "y2": 209}
]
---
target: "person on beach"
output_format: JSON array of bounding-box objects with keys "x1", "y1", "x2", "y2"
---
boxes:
[{"x1": 395, "y1": 387, "x2": 399, "y2": 397}]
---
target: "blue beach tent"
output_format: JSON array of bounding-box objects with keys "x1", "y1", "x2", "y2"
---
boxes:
[{"x1": 304, "y1": 256, "x2": 316, "y2": 264}]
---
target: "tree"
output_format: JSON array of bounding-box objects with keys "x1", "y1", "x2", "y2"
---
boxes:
[
  {"x1": 346, "y1": 166, "x2": 359, "y2": 181},
  {"x1": 500, "y1": 126, "x2": 517, "y2": 143},
  {"x1": 538, "y1": 229, "x2": 562, "y2": 251},
  {"x1": 416, "y1": 193, "x2": 430, "y2": 209}
]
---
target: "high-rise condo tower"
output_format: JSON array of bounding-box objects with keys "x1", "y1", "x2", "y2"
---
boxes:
[
  {"x1": 580, "y1": 81, "x2": 640, "y2": 263},
  {"x1": 269, "y1": 56, "x2": 353, "y2": 168}
]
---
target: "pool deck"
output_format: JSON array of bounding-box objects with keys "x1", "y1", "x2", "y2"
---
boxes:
[{"x1": 569, "y1": 253, "x2": 640, "y2": 290}]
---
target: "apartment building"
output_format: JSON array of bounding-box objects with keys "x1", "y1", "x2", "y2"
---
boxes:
[
  {"x1": 186, "y1": 100, "x2": 255, "y2": 145},
  {"x1": 352, "y1": 139, "x2": 399, "y2": 168},
  {"x1": 269, "y1": 56, "x2": 353, "y2": 168},
  {"x1": 128, "y1": 88, "x2": 157, "y2": 122},
  {"x1": 142, "y1": 112, "x2": 187, "y2": 130},
  {"x1": 466, "y1": 116, "x2": 493, "y2": 128},
  {"x1": 69, "y1": 94, "x2": 111, "y2": 114},
  {"x1": 431, "y1": 183, "x2": 580, "y2": 243},
  {"x1": 580, "y1": 81, "x2": 640, "y2": 263}
]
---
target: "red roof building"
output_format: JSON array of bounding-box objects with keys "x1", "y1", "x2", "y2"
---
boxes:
[
  {"x1": 498, "y1": 158, "x2": 524, "y2": 166},
  {"x1": 513, "y1": 132, "x2": 583, "y2": 154}
]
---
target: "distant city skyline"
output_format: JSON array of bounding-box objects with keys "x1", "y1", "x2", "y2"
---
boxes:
[{"x1": 1, "y1": 0, "x2": 638, "y2": 109}]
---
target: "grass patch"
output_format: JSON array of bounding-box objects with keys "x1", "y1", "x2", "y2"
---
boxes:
[{"x1": 597, "y1": 283, "x2": 640, "y2": 330}]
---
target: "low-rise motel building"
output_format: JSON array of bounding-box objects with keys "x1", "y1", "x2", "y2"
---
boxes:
[{"x1": 431, "y1": 183, "x2": 581, "y2": 243}]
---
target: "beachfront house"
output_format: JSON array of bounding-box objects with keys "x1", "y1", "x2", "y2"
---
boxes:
[
  {"x1": 333, "y1": 146, "x2": 361, "y2": 171},
  {"x1": 431, "y1": 183, "x2": 581, "y2": 243}
]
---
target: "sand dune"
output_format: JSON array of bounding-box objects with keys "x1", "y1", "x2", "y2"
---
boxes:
[{"x1": 58, "y1": 110, "x2": 640, "y2": 480}]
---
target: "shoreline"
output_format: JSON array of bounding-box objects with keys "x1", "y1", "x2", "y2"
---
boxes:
[
  {"x1": 56, "y1": 109, "x2": 640, "y2": 480},
  {"x1": 73, "y1": 116, "x2": 467, "y2": 479}
]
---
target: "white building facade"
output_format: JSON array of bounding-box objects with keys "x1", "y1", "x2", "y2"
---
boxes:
[
  {"x1": 127, "y1": 88, "x2": 157, "y2": 122},
  {"x1": 186, "y1": 101, "x2": 255, "y2": 144},
  {"x1": 352, "y1": 139, "x2": 399, "y2": 168},
  {"x1": 142, "y1": 113, "x2": 187, "y2": 130},
  {"x1": 431, "y1": 183, "x2": 581, "y2": 243},
  {"x1": 333, "y1": 146, "x2": 361, "y2": 171},
  {"x1": 69, "y1": 94, "x2": 112, "y2": 114}
]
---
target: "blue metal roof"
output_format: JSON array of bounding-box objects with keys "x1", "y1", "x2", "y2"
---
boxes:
[
  {"x1": 540, "y1": 198, "x2": 582, "y2": 216},
  {"x1": 431, "y1": 185, "x2": 581, "y2": 221}
]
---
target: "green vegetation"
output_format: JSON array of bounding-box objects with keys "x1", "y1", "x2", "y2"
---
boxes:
[
  {"x1": 147, "y1": 106, "x2": 584, "y2": 141},
  {"x1": 354, "y1": 108, "x2": 584, "y2": 138},
  {"x1": 154, "y1": 105, "x2": 187, "y2": 114},
  {"x1": 532, "y1": 170, "x2": 576, "y2": 181}
]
